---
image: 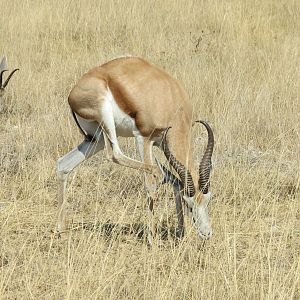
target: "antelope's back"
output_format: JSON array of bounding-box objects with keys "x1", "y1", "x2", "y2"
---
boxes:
[{"x1": 102, "y1": 57, "x2": 192, "y2": 136}]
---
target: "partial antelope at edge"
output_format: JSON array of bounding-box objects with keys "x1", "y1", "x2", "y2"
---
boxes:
[{"x1": 0, "y1": 56, "x2": 19, "y2": 112}]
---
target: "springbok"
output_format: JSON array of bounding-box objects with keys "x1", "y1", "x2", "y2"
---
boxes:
[
  {"x1": 0, "y1": 56, "x2": 19, "y2": 111},
  {"x1": 57, "y1": 56, "x2": 214, "y2": 243}
]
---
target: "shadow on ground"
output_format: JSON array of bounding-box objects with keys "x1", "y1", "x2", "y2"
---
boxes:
[{"x1": 70, "y1": 221, "x2": 180, "y2": 242}]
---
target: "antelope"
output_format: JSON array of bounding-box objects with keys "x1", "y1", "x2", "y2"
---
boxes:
[
  {"x1": 57, "y1": 56, "x2": 214, "y2": 243},
  {"x1": 0, "y1": 56, "x2": 19, "y2": 111}
]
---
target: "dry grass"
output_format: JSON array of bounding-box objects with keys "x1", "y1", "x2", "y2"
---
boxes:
[{"x1": 1, "y1": 0, "x2": 300, "y2": 299}]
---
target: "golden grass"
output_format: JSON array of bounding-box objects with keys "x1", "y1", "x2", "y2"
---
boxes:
[{"x1": 1, "y1": 0, "x2": 299, "y2": 298}]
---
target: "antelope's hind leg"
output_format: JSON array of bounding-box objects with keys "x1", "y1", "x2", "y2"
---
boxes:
[{"x1": 56, "y1": 138, "x2": 105, "y2": 233}]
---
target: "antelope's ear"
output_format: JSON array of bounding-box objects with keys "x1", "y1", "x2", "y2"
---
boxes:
[{"x1": 0, "y1": 56, "x2": 7, "y2": 72}]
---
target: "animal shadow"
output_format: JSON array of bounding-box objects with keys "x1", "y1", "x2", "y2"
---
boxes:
[{"x1": 72, "y1": 221, "x2": 179, "y2": 242}]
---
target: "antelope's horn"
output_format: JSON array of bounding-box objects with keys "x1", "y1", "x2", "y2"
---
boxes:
[
  {"x1": 161, "y1": 127, "x2": 196, "y2": 197},
  {"x1": 2, "y1": 68, "x2": 19, "y2": 88},
  {"x1": 0, "y1": 69, "x2": 8, "y2": 87},
  {"x1": 196, "y1": 120, "x2": 214, "y2": 194}
]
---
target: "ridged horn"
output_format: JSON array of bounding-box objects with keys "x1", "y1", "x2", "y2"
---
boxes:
[
  {"x1": 0, "y1": 69, "x2": 8, "y2": 87},
  {"x1": 2, "y1": 69, "x2": 19, "y2": 88},
  {"x1": 196, "y1": 121, "x2": 214, "y2": 194},
  {"x1": 161, "y1": 127, "x2": 195, "y2": 197}
]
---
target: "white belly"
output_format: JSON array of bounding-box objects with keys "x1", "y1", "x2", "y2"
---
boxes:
[
  {"x1": 76, "y1": 89, "x2": 139, "y2": 140},
  {"x1": 103, "y1": 89, "x2": 138, "y2": 137},
  {"x1": 111, "y1": 99, "x2": 136, "y2": 137}
]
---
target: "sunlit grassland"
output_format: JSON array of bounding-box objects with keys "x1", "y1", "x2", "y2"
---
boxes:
[{"x1": 0, "y1": 0, "x2": 299, "y2": 298}]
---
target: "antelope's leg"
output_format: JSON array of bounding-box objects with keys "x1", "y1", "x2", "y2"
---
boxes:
[
  {"x1": 154, "y1": 154, "x2": 185, "y2": 239},
  {"x1": 98, "y1": 107, "x2": 160, "y2": 176},
  {"x1": 136, "y1": 136, "x2": 158, "y2": 245},
  {"x1": 56, "y1": 138, "x2": 105, "y2": 232},
  {"x1": 108, "y1": 134, "x2": 159, "y2": 175},
  {"x1": 103, "y1": 132, "x2": 113, "y2": 159},
  {"x1": 173, "y1": 186, "x2": 185, "y2": 239}
]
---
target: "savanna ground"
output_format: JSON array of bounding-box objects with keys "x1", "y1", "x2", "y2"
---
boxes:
[{"x1": 0, "y1": 0, "x2": 299, "y2": 299}]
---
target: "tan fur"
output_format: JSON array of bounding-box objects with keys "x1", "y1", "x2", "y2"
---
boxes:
[{"x1": 68, "y1": 57, "x2": 195, "y2": 176}]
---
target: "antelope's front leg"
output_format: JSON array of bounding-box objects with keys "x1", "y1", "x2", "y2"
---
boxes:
[
  {"x1": 144, "y1": 173, "x2": 158, "y2": 246},
  {"x1": 173, "y1": 186, "x2": 185, "y2": 239},
  {"x1": 136, "y1": 137, "x2": 160, "y2": 246}
]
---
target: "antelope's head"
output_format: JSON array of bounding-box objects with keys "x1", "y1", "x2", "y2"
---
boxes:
[
  {"x1": 162, "y1": 121, "x2": 214, "y2": 239},
  {"x1": 0, "y1": 56, "x2": 19, "y2": 98}
]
